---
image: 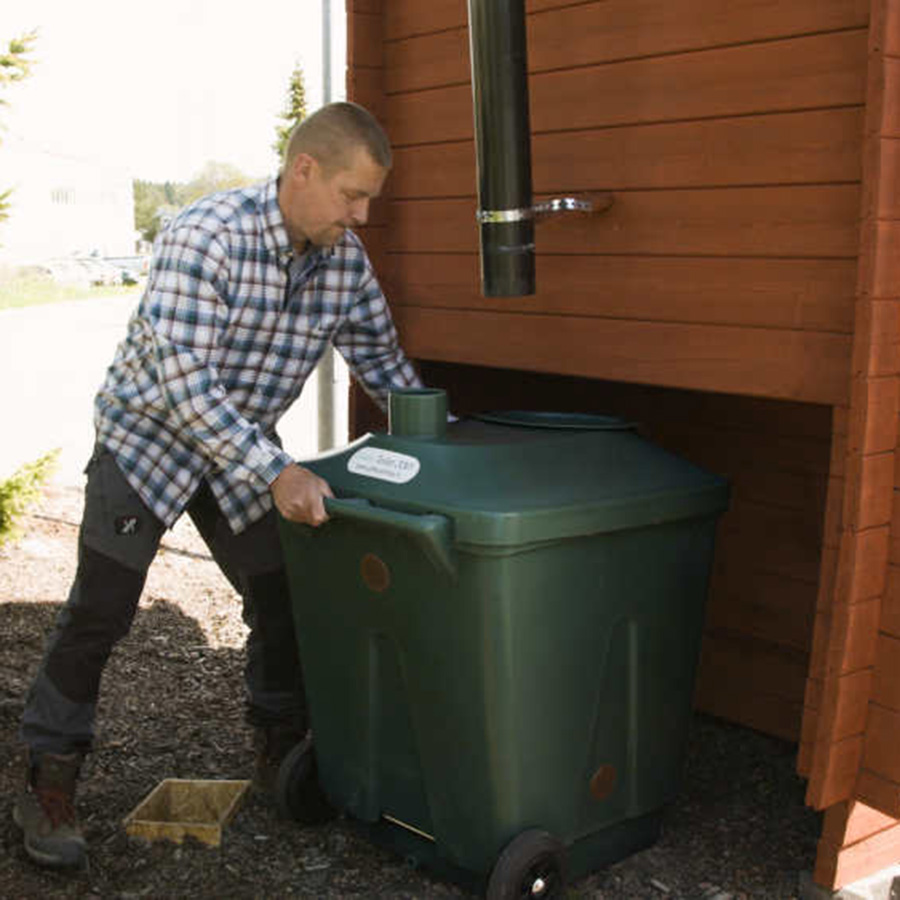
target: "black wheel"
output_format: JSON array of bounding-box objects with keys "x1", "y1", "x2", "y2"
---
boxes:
[
  {"x1": 274, "y1": 734, "x2": 335, "y2": 825},
  {"x1": 486, "y1": 829, "x2": 567, "y2": 900}
]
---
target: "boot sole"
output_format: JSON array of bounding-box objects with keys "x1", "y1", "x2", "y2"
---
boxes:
[{"x1": 12, "y1": 803, "x2": 87, "y2": 869}]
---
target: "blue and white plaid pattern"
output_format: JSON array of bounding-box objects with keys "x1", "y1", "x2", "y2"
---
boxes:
[{"x1": 95, "y1": 177, "x2": 419, "y2": 533}]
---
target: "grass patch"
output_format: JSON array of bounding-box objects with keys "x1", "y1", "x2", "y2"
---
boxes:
[{"x1": 0, "y1": 274, "x2": 140, "y2": 311}]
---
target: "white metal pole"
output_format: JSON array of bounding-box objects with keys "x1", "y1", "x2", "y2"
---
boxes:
[{"x1": 316, "y1": 0, "x2": 336, "y2": 451}]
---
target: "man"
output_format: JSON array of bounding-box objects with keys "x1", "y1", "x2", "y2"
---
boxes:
[{"x1": 14, "y1": 102, "x2": 421, "y2": 868}]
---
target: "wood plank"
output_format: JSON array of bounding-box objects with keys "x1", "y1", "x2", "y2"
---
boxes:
[
  {"x1": 705, "y1": 569, "x2": 817, "y2": 652},
  {"x1": 347, "y1": 0, "x2": 381, "y2": 12},
  {"x1": 416, "y1": 359, "x2": 835, "y2": 437},
  {"x1": 882, "y1": 566, "x2": 900, "y2": 638},
  {"x1": 525, "y1": 0, "x2": 870, "y2": 75},
  {"x1": 872, "y1": 222, "x2": 900, "y2": 298},
  {"x1": 656, "y1": 425, "x2": 831, "y2": 470},
  {"x1": 385, "y1": 0, "x2": 463, "y2": 38},
  {"x1": 820, "y1": 800, "x2": 899, "y2": 849},
  {"x1": 817, "y1": 547, "x2": 843, "y2": 614},
  {"x1": 383, "y1": 0, "x2": 869, "y2": 47},
  {"x1": 855, "y1": 377, "x2": 900, "y2": 455},
  {"x1": 798, "y1": 710, "x2": 817, "y2": 774},
  {"x1": 387, "y1": 31, "x2": 867, "y2": 146},
  {"x1": 385, "y1": 3, "x2": 870, "y2": 92},
  {"x1": 387, "y1": 186, "x2": 861, "y2": 258},
  {"x1": 390, "y1": 109, "x2": 864, "y2": 198},
  {"x1": 862, "y1": 703, "x2": 900, "y2": 783},
  {"x1": 393, "y1": 306, "x2": 852, "y2": 404},
  {"x1": 611, "y1": 386, "x2": 834, "y2": 440},
  {"x1": 818, "y1": 544, "x2": 888, "y2": 672},
  {"x1": 815, "y1": 806, "x2": 900, "y2": 889},
  {"x1": 845, "y1": 527, "x2": 891, "y2": 606},
  {"x1": 892, "y1": 502, "x2": 900, "y2": 567},
  {"x1": 713, "y1": 502, "x2": 826, "y2": 584},
  {"x1": 346, "y1": 68, "x2": 386, "y2": 119},
  {"x1": 877, "y1": 139, "x2": 900, "y2": 219},
  {"x1": 355, "y1": 224, "x2": 388, "y2": 271},
  {"x1": 722, "y1": 468, "x2": 827, "y2": 515},
  {"x1": 856, "y1": 768, "x2": 900, "y2": 818},
  {"x1": 806, "y1": 734, "x2": 864, "y2": 809},
  {"x1": 693, "y1": 676, "x2": 802, "y2": 742},
  {"x1": 824, "y1": 598, "x2": 883, "y2": 675},
  {"x1": 824, "y1": 477, "x2": 845, "y2": 549},
  {"x1": 829, "y1": 668, "x2": 875, "y2": 741},
  {"x1": 855, "y1": 453, "x2": 896, "y2": 530},
  {"x1": 856, "y1": 301, "x2": 900, "y2": 378},
  {"x1": 383, "y1": 253, "x2": 856, "y2": 334},
  {"x1": 693, "y1": 631, "x2": 808, "y2": 738},
  {"x1": 884, "y1": 57, "x2": 900, "y2": 137},
  {"x1": 872, "y1": 633, "x2": 900, "y2": 710},
  {"x1": 385, "y1": 26, "x2": 469, "y2": 93},
  {"x1": 648, "y1": 430, "x2": 833, "y2": 485},
  {"x1": 348, "y1": 11, "x2": 384, "y2": 69},
  {"x1": 888, "y1": 0, "x2": 900, "y2": 57}
]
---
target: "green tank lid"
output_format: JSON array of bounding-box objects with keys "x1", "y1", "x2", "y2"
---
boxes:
[{"x1": 301, "y1": 399, "x2": 729, "y2": 549}]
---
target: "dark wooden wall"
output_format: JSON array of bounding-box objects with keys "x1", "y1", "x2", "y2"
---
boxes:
[{"x1": 369, "y1": 0, "x2": 866, "y2": 406}]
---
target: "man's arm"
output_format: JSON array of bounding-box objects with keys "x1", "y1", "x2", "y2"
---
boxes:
[{"x1": 332, "y1": 258, "x2": 422, "y2": 409}]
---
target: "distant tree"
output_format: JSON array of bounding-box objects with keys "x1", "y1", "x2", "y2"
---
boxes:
[
  {"x1": 0, "y1": 30, "x2": 37, "y2": 231},
  {"x1": 133, "y1": 163, "x2": 255, "y2": 245},
  {"x1": 181, "y1": 161, "x2": 254, "y2": 205},
  {"x1": 133, "y1": 179, "x2": 169, "y2": 244},
  {"x1": 272, "y1": 63, "x2": 308, "y2": 164}
]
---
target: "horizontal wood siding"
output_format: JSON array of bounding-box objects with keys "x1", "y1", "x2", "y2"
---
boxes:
[
  {"x1": 803, "y1": 0, "x2": 900, "y2": 888},
  {"x1": 861, "y1": 4, "x2": 900, "y2": 815},
  {"x1": 378, "y1": 0, "x2": 864, "y2": 405}
]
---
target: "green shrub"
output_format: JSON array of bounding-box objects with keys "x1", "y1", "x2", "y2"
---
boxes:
[{"x1": 0, "y1": 450, "x2": 59, "y2": 546}]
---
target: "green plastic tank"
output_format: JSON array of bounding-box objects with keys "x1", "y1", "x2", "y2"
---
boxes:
[{"x1": 277, "y1": 388, "x2": 729, "y2": 898}]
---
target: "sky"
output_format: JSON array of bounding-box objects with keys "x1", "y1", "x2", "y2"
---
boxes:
[{"x1": 2, "y1": 0, "x2": 345, "y2": 183}]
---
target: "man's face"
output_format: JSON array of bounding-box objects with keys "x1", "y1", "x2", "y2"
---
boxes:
[{"x1": 280, "y1": 146, "x2": 388, "y2": 250}]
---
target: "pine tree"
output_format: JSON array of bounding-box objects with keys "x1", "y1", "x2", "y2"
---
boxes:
[
  {"x1": 273, "y1": 63, "x2": 308, "y2": 164},
  {"x1": 0, "y1": 31, "x2": 37, "y2": 228},
  {"x1": 0, "y1": 30, "x2": 35, "y2": 91}
]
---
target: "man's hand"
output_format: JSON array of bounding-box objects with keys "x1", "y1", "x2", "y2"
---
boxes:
[{"x1": 271, "y1": 464, "x2": 334, "y2": 526}]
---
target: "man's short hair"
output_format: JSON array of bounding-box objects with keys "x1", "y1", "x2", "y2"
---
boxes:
[{"x1": 282, "y1": 102, "x2": 392, "y2": 175}]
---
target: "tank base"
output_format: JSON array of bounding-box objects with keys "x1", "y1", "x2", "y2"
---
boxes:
[{"x1": 353, "y1": 808, "x2": 665, "y2": 893}]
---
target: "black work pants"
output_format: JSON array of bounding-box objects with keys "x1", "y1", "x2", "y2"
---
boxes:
[{"x1": 20, "y1": 449, "x2": 306, "y2": 756}]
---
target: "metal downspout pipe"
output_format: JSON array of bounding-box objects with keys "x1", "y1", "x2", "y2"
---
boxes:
[
  {"x1": 317, "y1": 0, "x2": 336, "y2": 450},
  {"x1": 467, "y1": 0, "x2": 535, "y2": 297}
]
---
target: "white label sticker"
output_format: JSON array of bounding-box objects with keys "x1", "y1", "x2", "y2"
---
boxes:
[{"x1": 347, "y1": 447, "x2": 421, "y2": 484}]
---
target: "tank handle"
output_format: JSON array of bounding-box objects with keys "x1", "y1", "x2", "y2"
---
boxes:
[{"x1": 324, "y1": 497, "x2": 457, "y2": 581}]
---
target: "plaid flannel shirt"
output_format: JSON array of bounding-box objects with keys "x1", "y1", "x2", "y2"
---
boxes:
[{"x1": 94, "y1": 177, "x2": 420, "y2": 533}]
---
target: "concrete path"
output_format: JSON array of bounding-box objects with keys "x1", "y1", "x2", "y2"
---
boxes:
[{"x1": 0, "y1": 293, "x2": 323, "y2": 487}]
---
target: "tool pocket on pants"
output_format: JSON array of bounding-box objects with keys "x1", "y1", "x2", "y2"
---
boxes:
[{"x1": 80, "y1": 448, "x2": 165, "y2": 572}]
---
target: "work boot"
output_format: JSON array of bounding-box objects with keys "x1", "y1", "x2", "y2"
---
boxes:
[
  {"x1": 13, "y1": 751, "x2": 87, "y2": 868},
  {"x1": 252, "y1": 723, "x2": 307, "y2": 795}
]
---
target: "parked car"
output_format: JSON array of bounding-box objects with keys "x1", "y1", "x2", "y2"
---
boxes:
[
  {"x1": 74, "y1": 257, "x2": 122, "y2": 286},
  {"x1": 104, "y1": 255, "x2": 150, "y2": 282},
  {"x1": 36, "y1": 259, "x2": 92, "y2": 288}
]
